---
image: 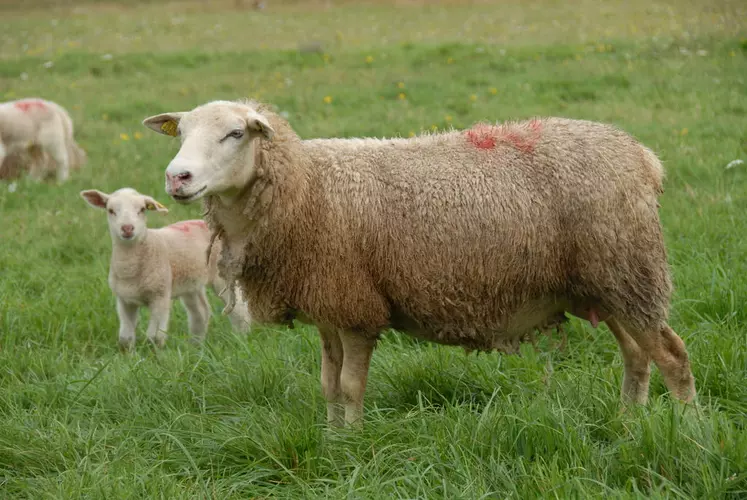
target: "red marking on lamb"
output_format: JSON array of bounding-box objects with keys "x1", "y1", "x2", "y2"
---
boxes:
[
  {"x1": 14, "y1": 100, "x2": 46, "y2": 112},
  {"x1": 465, "y1": 125, "x2": 497, "y2": 150},
  {"x1": 167, "y1": 220, "x2": 207, "y2": 233}
]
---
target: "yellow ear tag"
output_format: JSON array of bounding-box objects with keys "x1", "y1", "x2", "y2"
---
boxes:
[
  {"x1": 161, "y1": 120, "x2": 178, "y2": 137},
  {"x1": 146, "y1": 202, "x2": 155, "y2": 210},
  {"x1": 155, "y1": 201, "x2": 166, "y2": 210}
]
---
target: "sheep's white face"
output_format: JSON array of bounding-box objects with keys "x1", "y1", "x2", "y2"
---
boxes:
[
  {"x1": 81, "y1": 188, "x2": 168, "y2": 243},
  {"x1": 142, "y1": 101, "x2": 275, "y2": 205}
]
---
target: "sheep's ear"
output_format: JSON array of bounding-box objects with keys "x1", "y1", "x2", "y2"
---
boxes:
[
  {"x1": 80, "y1": 189, "x2": 109, "y2": 209},
  {"x1": 246, "y1": 111, "x2": 275, "y2": 141},
  {"x1": 143, "y1": 196, "x2": 169, "y2": 214},
  {"x1": 142, "y1": 112, "x2": 185, "y2": 137}
]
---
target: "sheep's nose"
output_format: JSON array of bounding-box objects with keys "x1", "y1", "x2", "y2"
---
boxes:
[
  {"x1": 166, "y1": 171, "x2": 193, "y2": 194},
  {"x1": 121, "y1": 224, "x2": 134, "y2": 235}
]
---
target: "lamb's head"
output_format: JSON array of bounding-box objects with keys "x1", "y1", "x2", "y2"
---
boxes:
[
  {"x1": 80, "y1": 187, "x2": 168, "y2": 242},
  {"x1": 142, "y1": 100, "x2": 275, "y2": 204}
]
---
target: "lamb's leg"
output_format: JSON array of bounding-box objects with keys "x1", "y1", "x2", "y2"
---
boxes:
[
  {"x1": 606, "y1": 317, "x2": 651, "y2": 404},
  {"x1": 181, "y1": 289, "x2": 211, "y2": 343},
  {"x1": 318, "y1": 326, "x2": 344, "y2": 427},
  {"x1": 339, "y1": 330, "x2": 376, "y2": 426},
  {"x1": 116, "y1": 298, "x2": 139, "y2": 352},
  {"x1": 145, "y1": 296, "x2": 171, "y2": 348},
  {"x1": 620, "y1": 321, "x2": 696, "y2": 402},
  {"x1": 38, "y1": 124, "x2": 69, "y2": 183}
]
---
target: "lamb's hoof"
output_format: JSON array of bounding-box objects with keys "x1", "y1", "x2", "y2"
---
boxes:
[{"x1": 118, "y1": 337, "x2": 135, "y2": 353}]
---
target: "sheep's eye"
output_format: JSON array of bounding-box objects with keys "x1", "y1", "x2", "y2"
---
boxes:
[
  {"x1": 108, "y1": 209, "x2": 115, "y2": 215},
  {"x1": 228, "y1": 129, "x2": 244, "y2": 139}
]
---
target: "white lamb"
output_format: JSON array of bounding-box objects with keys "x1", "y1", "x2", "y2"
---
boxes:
[
  {"x1": 81, "y1": 187, "x2": 250, "y2": 351},
  {"x1": 0, "y1": 98, "x2": 87, "y2": 182}
]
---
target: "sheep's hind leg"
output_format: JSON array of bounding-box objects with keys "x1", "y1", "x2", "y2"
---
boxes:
[
  {"x1": 319, "y1": 326, "x2": 344, "y2": 427},
  {"x1": 338, "y1": 330, "x2": 376, "y2": 426},
  {"x1": 116, "y1": 298, "x2": 139, "y2": 352},
  {"x1": 181, "y1": 289, "x2": 211, "y2": 343},
  {"x1": 146, "y1": 296, "x2": 171, "y2": 348},
  {"x1": 619, "y1": 321, "x2": 696, "y2": 403},
  {"x1": 606, "y1": 317, "x2": 651, "y2": 404},
  {"x1": 38, "y1": 123, "x2": 70, "y2": 183}
]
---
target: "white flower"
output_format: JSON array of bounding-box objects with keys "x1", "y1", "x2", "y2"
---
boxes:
[
  {"x1": 43, "y1": 61, "x2": 54, "y2": 68},
  {"x1": 725, "y1": 159, "x2": 743, "y2": 170},
  {"x1": 8, "y1": 182, "x2": 17, "y2": 193}
]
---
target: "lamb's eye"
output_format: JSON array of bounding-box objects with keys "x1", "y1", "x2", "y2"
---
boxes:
[
  {"x1": 108, "y1": 209, "x2": 115, "y2": 215},
  {"x1": 228, "y1": 129, "x2": 244, "y2": 139}
]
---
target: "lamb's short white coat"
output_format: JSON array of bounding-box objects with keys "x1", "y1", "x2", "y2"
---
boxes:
[{"x1": 81, "y1": 187, "x2": 250, "y2": 350}]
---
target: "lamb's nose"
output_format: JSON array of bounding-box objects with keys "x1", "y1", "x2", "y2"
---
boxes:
[{"x1": 121, "y1": 224, "x2": 134, "y2": 235}]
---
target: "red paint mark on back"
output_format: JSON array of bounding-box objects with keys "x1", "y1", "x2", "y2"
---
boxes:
[
  {"x1": 14, "y1": 100, "x2": 46, "y2": 112},
  {"x1": 167, "y1": 220, "x2": 207, "y2": 233},
  {"x1": 466, "y1": 124, "x2": 497, "y2": 149},
  {"x1": 465, "y1": 119, "x2": 543, "y2": 154}
]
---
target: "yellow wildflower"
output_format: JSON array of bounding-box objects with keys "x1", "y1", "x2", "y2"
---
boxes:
[
  {"x1": 444, "y1": 115, "x2": 452, "y2": 122},
  {"x1": 323, "y1": 96, "x2": 333, "y2": 104},
  {"x1": 134, "y1": 131, "x2": 143, "y2": 140},
  {"x1": 447, "y1": 57, "x2": 454, "y2": 64},
  {"x1": 120, "y1": 133, "x2": 130, "y2": 141},
  {"x1": 469, "y1": 94, "x2": 477, "y2": 102},
  {"x1": 397, "y1": 82, "x2": 405, "y2": 89},
  {"x1": 489, "y1": 87, "x2": 498, "y2": 95},
  {"x1": 365, "y1": 55, "x2": 374, "y2": 63},
  {"x1": 408, "y1": 131, "x2": 415, "y2": 137},
  {"x1": 398, "y1": 93, "x2": 406, "y2": 100}
]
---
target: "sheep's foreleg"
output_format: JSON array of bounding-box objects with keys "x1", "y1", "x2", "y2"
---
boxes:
[
  {"x1": 146, "y1": 296, "x2": 171, "y2": 348},
  {"x1": 338, "y1": 330, "x2": 376, "y2": 426},
  {"x1": 116, "y1": 297, "x2": 139, "y2": 352},
  {"x1": 319, "y1": 327, "x2": 344, "y2": 427}
]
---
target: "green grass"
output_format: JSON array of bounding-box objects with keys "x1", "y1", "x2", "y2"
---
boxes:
[{"x1": 1, "y1": 0, "x2": 746, "y2": 498}]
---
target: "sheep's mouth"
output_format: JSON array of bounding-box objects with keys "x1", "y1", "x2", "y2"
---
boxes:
[{"x1": 172, "y1": 185, "x2": 207, "y2": 203}]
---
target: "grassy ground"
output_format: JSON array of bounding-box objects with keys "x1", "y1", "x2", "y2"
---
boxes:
[{"x1": 1, "y1": 0, "x2": 746, "y2": 498}]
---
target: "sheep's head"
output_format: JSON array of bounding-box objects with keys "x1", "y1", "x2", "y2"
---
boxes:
[
  {"x1": 81, "y1": 187, "x2": 168, "y2": 242},
  {"x1": 142, "y1": 100, "x2": 275, "y2": 205}
]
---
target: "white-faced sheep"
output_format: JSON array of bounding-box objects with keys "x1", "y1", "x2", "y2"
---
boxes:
[
  {"x1": 81, "y1": 187, "x2": 250, "y2": 351},
  {"x1": 0, "y1": 98, "x2": 87, "y2": 182},
  {"x1": 143, "y1": 100, "x2": 696, "y2": 426}
]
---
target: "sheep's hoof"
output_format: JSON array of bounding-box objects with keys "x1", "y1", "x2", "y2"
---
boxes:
[{"x1": 118, "y1": 337, "x2": 135, "y2": 353}]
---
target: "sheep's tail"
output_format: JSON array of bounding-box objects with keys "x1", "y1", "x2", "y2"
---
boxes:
[{"x1": 640, "y1": 144, "x2": 665, "y2": 194}]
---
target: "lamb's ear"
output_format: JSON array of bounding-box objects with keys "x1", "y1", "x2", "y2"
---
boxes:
[
  {"x1": 142, "y1": 112, "x2": 185, "y2": 137},
  {"x1": 80, "y1": 189, "x2": 109, "y2": 209},
  {"x1": 142, "y1": 196, "x2": 169, "y2": 214},
  {"x1": 246, "y1": 111, "x2": 275, "y2": 141}
]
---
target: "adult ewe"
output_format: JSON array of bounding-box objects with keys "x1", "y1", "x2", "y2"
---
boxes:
[
  {"x1": 0, "y1": 98, "x2": 87, "y2": 182},
  {"x1": 143, "y1": 100, "x2": 696, "y2": 426}
]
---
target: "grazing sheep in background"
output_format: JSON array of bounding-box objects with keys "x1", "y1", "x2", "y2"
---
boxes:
[
  {"x1": 0, "y1": 98, "x2": 87, "y2": 182},
  {"x1": 143, "y1": 99, "x2": 696, "y2": 426},
  {"x1": 81, "y1": 187, "x2": 250, "y2": 351}
]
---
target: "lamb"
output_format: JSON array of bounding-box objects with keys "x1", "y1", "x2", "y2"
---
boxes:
[
  {"x1": 142, "y1": 99, "x2": 697, "y2": 426},
  {"x1": 0, "y1": 98, "x2": 87, "y2": 182},
  {"x1": 80, "y1": 187, "x2": 250, "y2": 351}
]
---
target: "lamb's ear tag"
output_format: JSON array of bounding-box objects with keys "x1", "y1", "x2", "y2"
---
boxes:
[
  {"x1": 155, "y1": 201, "x2": 166, "y2": 210},
  {"x1": 161, "y1": 120, "x2": 178, "y2": 137}
]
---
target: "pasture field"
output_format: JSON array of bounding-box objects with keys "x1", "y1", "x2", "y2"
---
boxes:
[{"x1": 0, "y1": 0, "x2": 745, "y2": 497}]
